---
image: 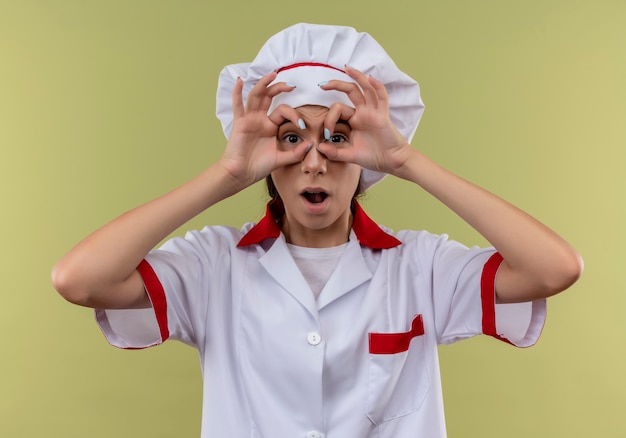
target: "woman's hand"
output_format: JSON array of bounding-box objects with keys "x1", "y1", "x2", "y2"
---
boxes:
[
  {"x1": 218, "y1": 72, "x2": 310, "y2": 190},
  {"x1": 316, "y1": 66, "x2": 415, "y2": 177}
]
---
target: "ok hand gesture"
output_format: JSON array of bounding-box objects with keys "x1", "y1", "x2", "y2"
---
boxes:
[
  {"x1": 219, "y1": 72, "x2": 310, "y2": 190},
  {"x1": 316, "y1": 66, "x2": 414, "y2": 178}
]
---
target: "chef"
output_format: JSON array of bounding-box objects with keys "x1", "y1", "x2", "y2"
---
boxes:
[{"x1": 52, "y1": 22, "x2": 583, "y2": 438}]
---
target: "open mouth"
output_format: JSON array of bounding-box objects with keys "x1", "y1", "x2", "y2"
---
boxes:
[{"x1": 302, "y1": 191, "x2": 328, "y2": 204}]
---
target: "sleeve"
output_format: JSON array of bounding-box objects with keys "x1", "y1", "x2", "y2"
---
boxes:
[
  {"x1": 481, "y1": 252, "x2": 546, "y2": 347},
  {"x1": 94, "y1": 228, "x2": 232, "y2": 350},
  {"x1": 428, "y1": 236, "x2": 546, "y2": 347}
]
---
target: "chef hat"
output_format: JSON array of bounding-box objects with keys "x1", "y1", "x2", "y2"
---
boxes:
[{"x1": 216, "y1": 23, "x2": 425, "y2": 189}]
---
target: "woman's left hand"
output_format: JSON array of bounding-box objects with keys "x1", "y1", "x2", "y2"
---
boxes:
[{"x1": 316, "y1": 66, "x2": 415, "y2": 177}]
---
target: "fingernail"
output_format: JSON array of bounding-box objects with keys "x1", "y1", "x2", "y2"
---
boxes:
[
  {"x1": 298, "y1": 118, "x2": 306, "y2": 130},
  {"x1": 345, "y1": 64, "x2": 353, "y2": 70},
  {"x1": 324, "y1": 128, "x2": 330, "y2": 140},
  {"x1": 305, "y1": 144, "x2": 313, "y2": 155},
  {"x1": 286, "y1": 82, "x2": 296, "y2": 88},
  {"x1": 318, "y1": 81, "x2": 329, "y2": 87}
]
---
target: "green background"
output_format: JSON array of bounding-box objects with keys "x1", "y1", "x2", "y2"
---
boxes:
[{"x1": 1, "y1": 0, "x2": 624, "y2": 436}]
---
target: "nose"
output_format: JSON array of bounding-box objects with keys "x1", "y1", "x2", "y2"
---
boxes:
[{"x1": 301, "y1": 144, "x2": 327, "y2": 175}]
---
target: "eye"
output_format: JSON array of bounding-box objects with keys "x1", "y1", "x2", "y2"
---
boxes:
[
  {"x1": 281, "y1": 133, "x2": 302, "y2": 145},
  {"x1": 327, "y1": 133, "x2": 349, "y2": 144}
]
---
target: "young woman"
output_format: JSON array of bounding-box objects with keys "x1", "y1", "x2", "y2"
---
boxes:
[{"x1": 52, "y1": 23, "x2": 583, "y2": 437}]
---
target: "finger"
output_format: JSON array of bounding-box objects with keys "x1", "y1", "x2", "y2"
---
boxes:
[
  {"x1": 316, "y1": 142, "x2": 357, "y2": 163},
  {"x1": 245, "y1": 71, "x2": 278, "y2": 110},
  {"x1": 248, "y1": 82, "x2": 296, "y2": 112},
  {"x1": 274, "y1": 141, "x2": 311, "y2": 168},
  {"x1": 323, "y1": 103, "x2": 356, "y2": 140},
  {"x1": 265, "y1": 82, "x2": 296, "y2": 99},
  {"x1": 367, "y1": 75, "x2": 389, "y2": 107},
  {"x1": 344, "y1": 65, "x2": 379, "y2": 107},
  {"x1": 318, "y1": 80, "x2": 366, "y2": 107},
  {"x1": 267, "y1": 104, "x2": 305, "y2": 129},
  {"x1": 247, "y1": 80, "x2": 295, "y2": 112},
  {"x1": 232, "y1": 77, "x2": 244, "y2": 119}
]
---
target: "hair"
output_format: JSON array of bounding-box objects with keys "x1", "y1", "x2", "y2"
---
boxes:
[{"x1": 266, "y1": 175, "x2": 364, "y2": 200}]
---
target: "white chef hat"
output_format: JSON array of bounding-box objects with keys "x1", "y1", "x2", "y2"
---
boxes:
[{"x1": 216, "y1": 23, "x2": 425, "y2": 189}]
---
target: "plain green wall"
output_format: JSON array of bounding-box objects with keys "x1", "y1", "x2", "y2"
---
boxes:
[{"x1": 1, "y1": 0, "x2": 624, "y2": 436}]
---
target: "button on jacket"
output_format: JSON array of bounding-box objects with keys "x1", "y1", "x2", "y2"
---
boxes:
[{"x1": 96, "y1": 201, "x2": 546, "y2": 437}]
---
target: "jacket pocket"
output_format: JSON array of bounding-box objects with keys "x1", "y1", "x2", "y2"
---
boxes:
[{"x1": 367, "y1": 315, "x2": 430, "y2": 425}]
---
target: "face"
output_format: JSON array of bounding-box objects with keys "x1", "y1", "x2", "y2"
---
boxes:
[{"x1": 270, "y1": 105, "x2": 362, "y2": 248}]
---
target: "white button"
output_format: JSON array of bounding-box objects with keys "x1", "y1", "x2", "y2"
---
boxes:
[
  {"x1": 307, "y1": 332, "x2": 322, "y2": 346},
  {"x1": 306, "y1": 432, "x2": 322, "y2": 438}
]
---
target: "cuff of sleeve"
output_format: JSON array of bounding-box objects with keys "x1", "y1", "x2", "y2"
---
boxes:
[
  {"x1": 94, "y1": 259, "x2": 170, "y2": 349},
  {"x1": 481, "y1": 252, "x2": 547, "y2": 348}
]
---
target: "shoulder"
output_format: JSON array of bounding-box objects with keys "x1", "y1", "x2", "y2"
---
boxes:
[
  {"x1": 157, "y1": 224, "x2": 247, "y2": 256},
  {"x1": 386, "y1": 227, "x2": 456, "y2": 252},
  {"x1": 381, "y1": 227, "x2": 494, "y2": 267}
]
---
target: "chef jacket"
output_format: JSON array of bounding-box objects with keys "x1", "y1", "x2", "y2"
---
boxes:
[{"x1": 96, "y1": 201, "x2": 546, "y2": 437}]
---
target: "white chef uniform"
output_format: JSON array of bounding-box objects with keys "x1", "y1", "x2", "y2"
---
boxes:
[
  {"x1": 95, "y1": 22, "x2": 547, "y2": 437},
  {"x1": 96, "y1": 200, "x2": 545, "y2": 437}
]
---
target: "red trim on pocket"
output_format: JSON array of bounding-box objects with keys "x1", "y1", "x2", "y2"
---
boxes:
[
  {"x1": 369, "y1": 315, "x2": 424, "y2": 354},
  {"x1": 137, "y1": 259, "x2": 169, "y2": 342},
  {"x1": 480, "y1": 252, "x2": 512, "y2": 344}
]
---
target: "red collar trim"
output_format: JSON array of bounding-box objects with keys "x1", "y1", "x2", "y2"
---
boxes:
[
  {"x1": 351, "y1": 201, "x2": 402, "y2": 249},
  {"x1": 236, "y1": 201, "x2": 282, "y2": 247},
  {"x1": 237, "y1": 200, "x2": 401, "y2": 249}
]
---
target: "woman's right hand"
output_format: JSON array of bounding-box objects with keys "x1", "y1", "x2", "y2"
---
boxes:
[
  {"x1": 52, "y1": 73, "x2": 312, "y2": 310},
  {"x1": 218, "y1": 72, "x2": 310, "y2": 190}
]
